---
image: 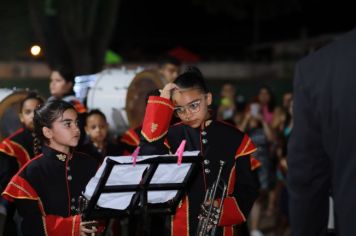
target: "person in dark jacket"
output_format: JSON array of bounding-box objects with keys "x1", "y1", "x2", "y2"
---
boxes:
[{"x1": 288, "y1": 27, "x2": 356, "y2": 236}]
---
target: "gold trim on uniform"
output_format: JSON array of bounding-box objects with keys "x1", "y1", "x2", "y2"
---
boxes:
[
  {"x1": 227, "y1": 166, "x2": 235, "y2": 195},
  {"x1": 233, "y1": 197, "x2": 246, "y2": 222},
  {"x1": 56, "y1": 154, "x2": 67, "y2": 162},
  {"x1": 123, "y1": 130, "x2": 140, "y2": 146},
  {"x1": 171, "y1": 215, "x2": 174, "y2": 236},
  {"x1": 2, "y1": 192, "x2": 38, "y2": 201},
  {"x1": 147, "y1": 100, "x2": 174, "y2": 110},
  {"x1": 11, "y1": 140, "x2": 31, "y2": 161},
  {"x1": 141, "y1": 130, "x2": 168, "y2": 143},
  {"x1": 7, "y1": 182, "x2": 38, "y2": 199},
  {"x1": 186, "y1": 196, "x2": 190, "y2": 235},
  {"x1": 0, "y1": 141, "x2": 15, "y2": 157},
  {"x1": 204, "y1": 120, "x2": 212, "y2": 127},
  {"x1": 151, "y1": 123, "x2": 158, "y2": 133},
  {"x1": 42, "y1": 216, "x2": 49, "y2": 236},
  {"x1": 72, "y1": 215, "x2": 77, "y2": 236},
  {"x1": 242, "y1": 139, "x2": 251, "y2": 153}
]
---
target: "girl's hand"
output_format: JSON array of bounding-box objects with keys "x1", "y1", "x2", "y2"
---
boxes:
[
  {"x1": 160, "y1": 83, "x2": 180, "y2": 99},
  {"x1": 80, "y1": 221, "x2": 98, "y2": 236}
]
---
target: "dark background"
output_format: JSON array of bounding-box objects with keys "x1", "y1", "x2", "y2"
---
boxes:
[
  {"x1": 0, "y1": 0, "x2": 355, "y2": 62},
  {"x1": 110, "y1": 0, "x2": 355, "y2": 61},
  {"x1": 0, "y1": 0, "x2": 355, "y2": 102}
]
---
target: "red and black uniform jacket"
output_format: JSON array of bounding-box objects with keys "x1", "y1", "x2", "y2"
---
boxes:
[
  {"x1": 118, "y1": 126, "x2": 142, "y2": 155},
  {"x1": 139, "y1": 96, "x2": 260, "y2": 236},
  {"x1": 2, "y1": 146, "x2": 98, "y2": 236},
  {"x1": 0, "y1": 127, "x2": 35, "y2": 192}
]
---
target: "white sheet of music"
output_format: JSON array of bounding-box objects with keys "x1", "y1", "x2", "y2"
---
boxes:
[{"x1": 83, "y1": 151, "x2": 199, "y2": 210}]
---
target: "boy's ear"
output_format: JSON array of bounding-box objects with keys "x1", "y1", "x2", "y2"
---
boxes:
[
  {"x1": 42, "y1": 127, "x2": 53, "y2": 139},
  {"x1": 206, "y1": 92, "x2": 213, "y2": 106}
]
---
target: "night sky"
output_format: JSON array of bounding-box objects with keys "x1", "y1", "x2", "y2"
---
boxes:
[
  {"x1": 0, "y1": 0, "x2": 354, "y2": 62},
  {"x1": 110, "y1": 0, "x2": 355, "y2": 61}
]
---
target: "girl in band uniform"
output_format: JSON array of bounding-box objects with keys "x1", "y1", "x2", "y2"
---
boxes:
[
  {"x1": 139, "y1": 67, "x2": 259, "y2": 236},
  {"x1": 0, "y1": 92, "x2": 44, "y2": 195},
  {"x1": 2, "y1": 100, "x2": 99, "y2": 236}
]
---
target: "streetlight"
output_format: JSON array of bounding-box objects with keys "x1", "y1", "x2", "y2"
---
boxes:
[{"x1": 30, "y1": 45, "x2": 41, "y2": 57}]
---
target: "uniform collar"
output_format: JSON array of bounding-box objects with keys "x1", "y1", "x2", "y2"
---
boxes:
[{"x1": 42, "y1": 145, "x2": 72, "y2": 162}]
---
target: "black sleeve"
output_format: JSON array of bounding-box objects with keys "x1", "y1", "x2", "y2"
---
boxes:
[
  {"x1": 15, "y1": 199, "x2": 46, "y2": 236},
  {"x1": 139, "y1": 133, "x2": 169, "y2": 155},
  {"x1": 0, "y1": 153, "x2": 19, "y2": 192},
  {"x1": 234, "y1": 155, "x2": 259, "y2": 216}
]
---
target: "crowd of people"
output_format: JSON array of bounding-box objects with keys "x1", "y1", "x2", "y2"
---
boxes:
[
  {"x1": 0, "y1": 53, "x2": 295, "y2": 236},
  {"x1": 216, "y1": 82, "x2": 293, "y2": 236}
]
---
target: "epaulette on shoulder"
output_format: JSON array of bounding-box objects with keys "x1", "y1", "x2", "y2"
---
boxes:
[{"x1": 235, "y1": 134, "x2": 257, "y2": 159}]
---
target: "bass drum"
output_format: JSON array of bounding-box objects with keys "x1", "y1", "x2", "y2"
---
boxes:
[
  {"x1": 0, "y1": 89, "x2": 30, "y2": 141},
  {"x1": 86, "y1": 68, "x2": 166, "y2": 135}
]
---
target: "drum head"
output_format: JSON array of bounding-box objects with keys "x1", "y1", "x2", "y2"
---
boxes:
[
  {"x1": 0, "y1": 90, "x2": 29, "y2": 141},
  {"x1": 126, "y1": 70, "x2": 166, "y2": 128}
]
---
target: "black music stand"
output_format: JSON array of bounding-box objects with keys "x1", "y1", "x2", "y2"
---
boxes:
[{"x1": 82, "y1": 154, "x2": 200, "y2": 235}]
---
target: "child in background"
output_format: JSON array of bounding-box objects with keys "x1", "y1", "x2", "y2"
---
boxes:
[
  {"x1": 78, "y1": 109, "x2": 125, "y2": 235},
  {"x1": 2, "y1": 100, "x2": 99, "y2": 236},
  {"x1": 79, "y1": 109, "x2": 123, "y2": 164},
  {"x1": 0, "y1": 92, "x2": 44, "y2": 235},
  {"x1": 0, "y1": 92, "x2": 44, "y2": 193}
]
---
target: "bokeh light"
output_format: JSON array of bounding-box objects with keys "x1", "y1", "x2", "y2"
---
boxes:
[{"x1": 30, "y1": 45, "x2": 41, "y2": 56}]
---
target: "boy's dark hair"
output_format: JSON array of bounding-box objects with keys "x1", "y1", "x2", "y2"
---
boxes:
[
  {"x1": 85, "y1": 109, "x2": 107, "y2": 125},
  {"x1": 20, "y1": 91, "x2": 44, "y2": 112},
  {"x1": 158, "y1": 56, "x2": 182, "y2": 68},
  {"x1": 33, "y1": 100, "x2": 76, "y2": 154},
  {"x1": 173, "y1": 66, "x2": 209, "y2": 93}
]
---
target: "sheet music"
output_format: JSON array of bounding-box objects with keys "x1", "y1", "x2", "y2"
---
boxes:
[{"x1": 83, "y1": 151, "x2": 199, "y2": 210}]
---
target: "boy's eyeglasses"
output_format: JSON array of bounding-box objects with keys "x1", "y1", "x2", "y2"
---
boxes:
[{"x1": 174, "y1": 100, "x2": 202, "y2": 117}]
